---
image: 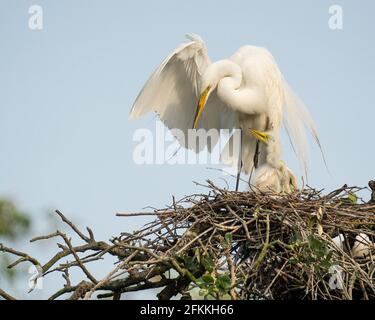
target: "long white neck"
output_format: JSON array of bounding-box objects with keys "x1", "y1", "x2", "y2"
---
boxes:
[{"x1": 205, "y1": 60, "x2": 242, "y2": 108}]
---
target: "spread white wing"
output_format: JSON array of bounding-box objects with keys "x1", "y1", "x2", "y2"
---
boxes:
[{"x1": 130, "y1": 34, "x2": 236, "y2": 152}]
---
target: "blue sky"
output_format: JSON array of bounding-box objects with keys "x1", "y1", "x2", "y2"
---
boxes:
[{"x1": 0, "y1": 0, "x2": 374, "y2": 299}]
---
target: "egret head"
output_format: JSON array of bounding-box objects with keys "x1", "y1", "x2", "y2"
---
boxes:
[
  {"x1": 192, "y1": 60, "x2": 241, "y2": 129},
  {"x1": 192, "y1": 62, "x2": 226, "y2": 129}
]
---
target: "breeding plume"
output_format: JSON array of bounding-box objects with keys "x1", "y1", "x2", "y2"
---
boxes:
[{"x1": 130, "y1": 34, "x2": 323, "y2": 192}]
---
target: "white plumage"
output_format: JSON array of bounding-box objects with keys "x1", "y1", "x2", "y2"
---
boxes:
[
  {"x1": 130, "y1": 34, "x2": 323, "y2": 192},
  {"x1": 352, "y1": 234, "x2": 373, "y2": 258},
  {"x1": 130, "y1": 34, "x2": 234, "y2": 153}
]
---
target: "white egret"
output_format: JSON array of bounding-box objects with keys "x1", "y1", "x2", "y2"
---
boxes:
[
  {"x1": 130, "y1": 34, "x2": 323, "y2": 192},
  {"x1": 332, "y1": 234, "x2": 345, "y2": 251},
  {"x1": 331, "y1": 233, "x2": 373, "y2": 259},
  {"x1": 352, "y1": 234, "x2": 373, "y2": 258}
]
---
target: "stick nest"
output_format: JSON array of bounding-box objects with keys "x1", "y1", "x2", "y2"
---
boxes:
[{"x1": 1, "y1": 181, "x2": 375, "y2": 300}]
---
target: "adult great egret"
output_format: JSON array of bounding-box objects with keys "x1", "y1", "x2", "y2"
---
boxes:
[{"x1": 130, "y1": 34, "x2": 323, "y2": 192}]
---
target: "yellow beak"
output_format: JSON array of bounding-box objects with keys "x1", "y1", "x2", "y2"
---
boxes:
[{"x1": 193, "y1": 87, "x2": 210, "y2": 129}]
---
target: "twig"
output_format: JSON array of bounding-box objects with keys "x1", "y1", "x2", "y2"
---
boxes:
[{"x1": 0, "y1": 289, "x2": 16, "y2": 300}]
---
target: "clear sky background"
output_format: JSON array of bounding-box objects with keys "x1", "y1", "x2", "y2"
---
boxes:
[{"x1": 0, "y1": 0, "x2": 374, "y2": 299}]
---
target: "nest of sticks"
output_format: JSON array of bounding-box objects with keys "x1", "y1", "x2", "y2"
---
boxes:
[{"x1": 1, "y1": 181, "x2": 375, "y2": 300}]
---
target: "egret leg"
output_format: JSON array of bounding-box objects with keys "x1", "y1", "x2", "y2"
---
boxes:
[
  {"x1": 235, "y1": 129, "x2": 243, "y2": 192},
  {"x1": 248, "y1": 141, "x2": 260, "y2": 187}
]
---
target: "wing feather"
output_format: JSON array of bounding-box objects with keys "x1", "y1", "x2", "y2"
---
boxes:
[{"x1": 130, "y1": 35, "x2": 236, "y2": 152}]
